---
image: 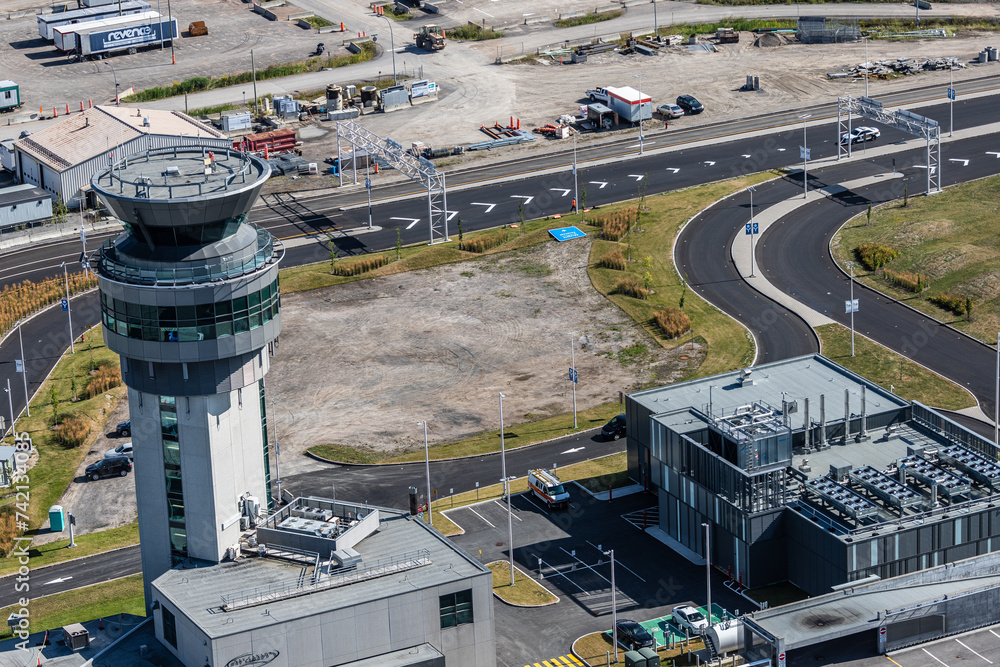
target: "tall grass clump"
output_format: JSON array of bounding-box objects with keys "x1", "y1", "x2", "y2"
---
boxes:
[
  {"x1": 883, "y1": 269, "x2": 927, "y2": 293},
  {"x1": 53, "y1": 415, "x2": 91, "y2": 448},
  {"x1": 84, "y1": 363, "x2": 122, "y2": 399},
  {"x1": 854, "y1": 242, "x2": 900, "y2": 271},
  {"x1": 590, "y1": 207, "x2": 638, "y2": 242},
  {"x1": 614, "y1": 276, "x2": 648, "y2": 300},
  {"x1": 654, "y1": 307, "x2": 691, "y2": 338},
  {"x1": 448, "y1": 23, "x2": 504, "y2": 40},
  {"x1": 556, "y1": 10, "x2": 622, "y2": 28},
  {"x1": 928, "y1": 293, "x2": 968, "y2": 317},
  {"x1": 0, "y1": 273, "x2": 97, "y2": 343},
  {"x1": 331, "y1": 255, "x2": 392, "y2": 276},
  {"x1": 598, "y1": 250, "x2": 627, "y2": 271},
  {"x1": 460, "y1": 230, "x2": 509, "y2": 253}
]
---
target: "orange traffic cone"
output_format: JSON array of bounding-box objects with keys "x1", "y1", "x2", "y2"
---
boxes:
[
  {"x1": 374, "y1": 162, "x2": 379, "y2": 174},
  {"x1": 65, "y1": 103, "x2": 69, "y2": 114},
  {"x1": 53, "y1": 107, "x2": 57, "y2": 117},
  {"x1": 341, "y1": 22, "x2": 344, "y2": 31}
]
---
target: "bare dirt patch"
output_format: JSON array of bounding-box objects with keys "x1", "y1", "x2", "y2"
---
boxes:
[{"x1": 268, "y1": 237, "x2": 691, "y2": 465}]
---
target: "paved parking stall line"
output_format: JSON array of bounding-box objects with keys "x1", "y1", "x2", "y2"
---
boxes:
[
  {"x1": 468, "y1": 507, "x2": 496, "y2": 528},
  {"x1": 519, "y1": 493, "x2": 549, "y2": 513},
  {"x1": 560, "y1": 546, "x2": 613, "y2": 587},
  {"x1": 990, "y1": 629, "x2": 1000, "y2": 641},
  {"x1": 495, "y1": 499, "x2": 523, "y2": 520},
  {"x1": 585, "y1": 540, "x2": 647, "y2": 583},
  {"x1": 537, "y1": 558, "x2": 591, "y2": 596},
  {"x1": 956, "y1": 639, "x2": 994, "y2": 664},
  {"x1": 923, "y1": 648, "x2": 950, "y2": 667}
]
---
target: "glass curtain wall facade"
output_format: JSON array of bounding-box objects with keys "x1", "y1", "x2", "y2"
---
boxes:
[{"x1": 160, "y1": 396, "x2": 186, "y2": 561}]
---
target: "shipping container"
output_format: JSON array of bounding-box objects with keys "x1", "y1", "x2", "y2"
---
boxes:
[
  {"x1": 54, "y1": 11, "x2": 161, "y2": 52},
  {"x1": 68, "y1": 17, "x2": 178, "y2": 58},
  {"x1": 38, "y1": 1, "x2": 150, "y2": 40},
  {"x1": 0, "y1": 81, "x2": 20, "y2": 112},
  {"x1": 236, "y1": 129, "x2": 297, "y2": 153}
]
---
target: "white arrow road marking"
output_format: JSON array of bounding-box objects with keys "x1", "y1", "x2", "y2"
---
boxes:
[
  {"x1": 628, "y1": 174, "x2": 644, "y2": 181},
  {"x1": 44, "y1": 576, "x2": 73, "y2": 585},
  {"x1": 391, "y1": 217, "x2": 420, "y2": 229},
  {"x1": 562, "y1": 447, "x2": 585, "y2": 454},
  {"x1": 629, "y1": 141, "x2": 656, "y2": 148},
  {"x1": 549, "y1": 189, "x2": 571, "y2": 197},
  {"x1": 742, "y1": 154, "x2": 752, "y2": 158},
  {"x1": 704, "y1": 161, "x2": 716, "y2": 166},
  {"x1": 988, "y1": 152, "x2": 1000, "y2": 158},
  {"x1": 446, "y1": 210, "x2": 458, "y2": 221},
  {"x1": 777, "y1": 148, "x2": 786, "y2": 152},
  {"x1": 511, "y1": 195, "x2": 534, "y2": 205},
  {"x1": 666, "y1": 168, "x2": 680, "y2": 173},
  {"x1": 589, "y1": 181, "x2": 608, "y2": 188},
  {"x1": 949, "y1": 159, "x2": 969, "y2": 166},
  {"x1": 914, "y1": 165, "x2": 938, "y2": 174},
  {"x1": 471, "y1": 202, "x2": 496, "y2": 213}
]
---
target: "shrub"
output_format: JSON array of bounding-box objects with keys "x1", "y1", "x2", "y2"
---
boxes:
[
  {"x1": 854, "y1": 243, "x2": 900, "y2": 271},
  {"x1": 331, "y1": 254, "x2": 392, "y2": 276},
  {"x1": 588, "y1": 207, "x2": 638, "y2": 242},
  {"x1": 928, "y1": 293, "x2": 967, "y2": 316},
  {"x1": 460, "y1": 230, "x2": 509, "y2": 253},
  {"x1": 0, "y1": 506, "x2": 17, "y2": 556},
  {"x1": 883, "y1": 269, "x2": 927, "y2": 293},
  {"x1": 613, "y1": 276, "x2": 648, "y2": 300},
  {"x1": 654, "y1": 307, "x2": 691, "y2": 339},
  {"x1": 447, "y1": 23, "x2": 503, "y2": 40},
  {"x1": 0, "y1": 273, "x2": 97, "y2": 345},
  {"x1": 598, "y1": 250, "x2": 626, "y2": 271},
  {"x1": 53, "y1": 415, "x2": 91, "y2": 448},
  {"x1": 84, "y1": 363, "x2": 122, "y2": 399}
]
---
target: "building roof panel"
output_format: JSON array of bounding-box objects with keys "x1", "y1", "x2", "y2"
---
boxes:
[{"x1": 0, "y1": 184, "x2": 50, "y2": 207}]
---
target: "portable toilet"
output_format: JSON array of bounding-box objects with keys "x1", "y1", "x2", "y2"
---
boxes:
[
  {"x1": 638, "y1": 647, "x2": 660, "y2": 667},
  {"x1": 49, "y1": 505, "x2": 65, "y2": 531},
  {"x1": 624, "y1": 650, "x2": 647, "y2": 667}
]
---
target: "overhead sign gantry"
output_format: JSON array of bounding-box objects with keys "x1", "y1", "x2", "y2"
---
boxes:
[
  {"x1": 336, "y1": 120, "x2": 450, "y2": 244},
  {"x1": 838, "y1": 95, "x2": 942, "y2": 194}
]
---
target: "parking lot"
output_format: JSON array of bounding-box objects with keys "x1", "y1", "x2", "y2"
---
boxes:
[
  {"x1": 447, "y1": 485, "x2": 748, "y2": 666},
  {"x1": 789, "y1": 624, "x2": 1000, "y2": 667}
]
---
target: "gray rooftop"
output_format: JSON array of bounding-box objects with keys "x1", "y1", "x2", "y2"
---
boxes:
[
  {"x1": 153, "y1": 502, "x2": 488, "y2": 639},
  {"x1": 0, "y1": 184, "x2": 50, "y2": 208},
  {"x1": 633, "y1": 354, "x2": 907, "y2": 431},
  {"x1": 747, "y1": 551, "x2": 1000, "y2": 650}
]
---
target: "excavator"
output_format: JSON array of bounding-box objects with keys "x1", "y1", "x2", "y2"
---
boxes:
[{"x1": 414, "y1": 25, "x2": 445, "y2": 51}]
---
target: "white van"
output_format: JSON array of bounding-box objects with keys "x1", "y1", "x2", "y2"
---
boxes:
[{"x1": 528, "y1": 469, "x2": 570, "y2": 510}]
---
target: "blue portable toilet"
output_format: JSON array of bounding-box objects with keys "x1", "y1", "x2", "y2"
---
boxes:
[{"x1": 49, "y1": 505, "x2": 65, "y2": 532}]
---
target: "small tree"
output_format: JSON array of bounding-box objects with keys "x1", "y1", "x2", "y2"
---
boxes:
[
  {"x1": 50, "y1": 386, "x2": 59, "y2": 424},
  {"x1": 395, "y1": 229, "x2": 402, "y2": 261},
  {"x1": 866, "y1": 204, "x2": 872, "y2": 227},
  {"x1": 581, "y1": 185, "x2": 587, "y2": 215},
  {"x1": 679, "y1": 273, "x2": 688, "y2": 310},
  {"x1": 71, "y1": 377, "x2": 78, "y2": 401},
  {"x1": 518, "y1": 202, "x2": 525, "y2": 235},
  {"x1": 903, "y1": 184, "x2": 908, "y2": 207},
  {"x1": 642, "y1": 271, "x2": 653, "y2": 292},
  {"x1": 52, "y1": 196, "x2": 68, "y2": 226},
  {"x1": 457, "y1": 217, "x2": 463, "y2": 245},
  {"x1": 966, "y1": 297, "x2": 974, "y2": 322}
]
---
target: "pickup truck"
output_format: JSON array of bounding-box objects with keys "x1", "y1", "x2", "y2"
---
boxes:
[{"x1": 586, "y1": 87, "x2": 613, "y2": 103}]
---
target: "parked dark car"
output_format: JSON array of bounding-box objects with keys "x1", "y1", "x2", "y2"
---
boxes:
[
  {"x1": 86, "y1": 456, "x2": 132, "y2": 480},
  {"x1": 615, "y1": 619, "x2": 654, "y2": 650},
  {"x1": 676, "y1": 94, "x2": 705, "y2": 115},
  {"x1": 116, "y1": 419, "x2": 131, "y2": 437},
  {"x1": 602, "y1": 414, "x2": 626, "y2": 441}
]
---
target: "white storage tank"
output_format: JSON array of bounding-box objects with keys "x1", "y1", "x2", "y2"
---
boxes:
[{"x1": 706, "y1": 620, "x2": 744, "y2": 656}]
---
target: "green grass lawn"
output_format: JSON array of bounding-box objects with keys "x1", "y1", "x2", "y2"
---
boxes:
[
  {"x1": 0, "y1": 574, "x2": 144, "y2": 641},
  {"x1": 487, "y1": 561, "x2": 557, "y2": 606},
  {"x1": 831, "y1": 176, "x2": 1000, "y2": 345},
  {"x1": 816, "y1": 323, "x2": 975, "y2": 411},
  {"x1": 0, "y1": 523, "x2": 138, "y2": 577}
]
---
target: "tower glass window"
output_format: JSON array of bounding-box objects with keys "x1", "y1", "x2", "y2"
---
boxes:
[
  {"x1": 160, "y1": 396, "x2": 186, "y2": 561},
  {"x1": 259, "y1": 380, "x2": 273, "y2": 510}
]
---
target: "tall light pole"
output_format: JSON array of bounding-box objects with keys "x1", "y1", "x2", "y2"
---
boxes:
[
  {"x1": 499, "y1": 392, "x2": 514, "y2": 586},
  {"x1": 949, "y1": 64, "x2": 955, "y2": 138},
  {"x1": 606, "y1": 548, "x2": 619, "y2": 662},
  {"x1": 572, "y1": 129, "x2": 579, "y2": 215},
  {"x1": 106, "y1": 63, "x2": 120, "y2": 106},
  {"x1": 17, "y1": 322, "x2": 28, "y2": 417},
  {"x1": 375, "y1": 14, "x2": 398, "y2": 85},
  {"x1": 5, "y1": 379, "x2": 13, "y2": 437},
  {"x1": 703, "y1": 522, "x2": 713, "y2": 628},
  {"x1": 418, "y1": 420, "x2": 432, "y2": 527},
  {"x1": 847, "y1": 261, "x2": 857, "y2": 357},
  {"x1": 60, "y1": 262, "x2": 74, "y2": 354},
  {"x1": 633, "y1": 73, "x2": 645, "y2": 155},
  {"x1": 995, "y1": 332, "x2": 998, "y2": 446},
  {"x1": 567, "y1": 332, "x2": 579, "y2": 429},
  {"x1": 708, "y1": 384, "x2": 717, "y2": 417},
  {"x1": 748, "y1": 185, "x2": 757, "y2": 278},
  {"x1": 800, "y1": 114, "x2": 812, "y2": 199},
  {"x1": 864, "y1": 36, "x2": 869, "y2": 98},
  {"x1": 267, "y1": 398, "x2": 284, "y2": 507}
]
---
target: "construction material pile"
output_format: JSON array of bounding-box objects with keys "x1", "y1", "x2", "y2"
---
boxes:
[{"x1": 849, "y1": 56, "x2": 966, "y2": 77}]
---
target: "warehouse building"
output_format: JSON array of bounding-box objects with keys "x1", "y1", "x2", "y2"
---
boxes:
[
  {"x1": 0, "y1": 183, "x2": 52, "y2": 229},
  {"x1": 626, "y1": 354, "x2": 1000, "y2": 596},
  {"x1": 148, "y1": 496, "x2": 496, "y2": 667},
  {"x1": 13, "y1": 105, "x2": 229, "y2": 209}
]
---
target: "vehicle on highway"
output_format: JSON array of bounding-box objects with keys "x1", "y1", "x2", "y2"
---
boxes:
[
  {"x1": 840, "y1": 126, "x2": 880, "y2": 144},
  {"x1": 672, "y1": 605, "x2": 710, "y2": 635},
  {"x1": 116, "y1": 419, "x2": 131, "y2": 436},
  {"x1": 615, "y1": 619, "x2": 655, "y2": 650},
  {"x1": 86, "y1": 456, "x2": 132, "y2": 480},
  {"x1": 657, "y1": 103, "x2": 684, "y2": 119},
  {"x1": 601, "y1": 414, "x2": 626, "y2": 441},
  {"x1": 676, "y1": 95, "x2": 704, "y2": 115},
  {"x1": 105, "y1": 441, "x2": 133, "y2": 460}
]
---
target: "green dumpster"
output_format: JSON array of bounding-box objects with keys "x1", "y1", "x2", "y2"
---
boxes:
[{"x1": 49, "y1": 505, "x2": 65, "y2": 532}]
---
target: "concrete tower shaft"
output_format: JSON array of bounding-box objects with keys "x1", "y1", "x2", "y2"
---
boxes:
[{"x1": 91, "y1": 147, "x2": 281, "y2": 600}]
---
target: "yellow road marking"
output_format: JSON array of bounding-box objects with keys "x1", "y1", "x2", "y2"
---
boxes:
[{"x1": 886, "y1": 656, "x2": 904, "y2": 667}]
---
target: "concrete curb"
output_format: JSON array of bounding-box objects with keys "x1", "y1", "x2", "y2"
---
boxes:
[
  {"x1": 304, "y1": 425, "x2": 608, "y2": 466},
  {"x1": 571, "y1": 480, "x2": 643, "y2": 501},
  {"x1": 485, "y1": 560, "x2": 561, "y2": 608}
]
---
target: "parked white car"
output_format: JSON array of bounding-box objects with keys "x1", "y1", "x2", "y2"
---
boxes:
[
  {"x1": 672, "y1": 605, "x2": 710, "y2": 635},
  {"x1": 105, "y1": 441, "x2": 133, "y2": 460}
]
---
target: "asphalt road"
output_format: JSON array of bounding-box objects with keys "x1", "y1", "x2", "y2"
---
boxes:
[{"x1": 0, "y1": 544, "x2": 140, "y2": 608}]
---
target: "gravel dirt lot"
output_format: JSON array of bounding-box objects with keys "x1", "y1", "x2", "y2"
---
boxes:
[{"x1": 268, "y1": 235, "x2": 698, "y2": 471}]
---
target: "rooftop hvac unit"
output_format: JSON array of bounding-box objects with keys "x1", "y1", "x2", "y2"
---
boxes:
[
  {"x1": 142, "y1": 117, "x2": 150, "y2": 127},
  {"x1": 164, "y1": 166, "x2": 180, "y2": 176},
  {"x1": 829, "y1": 460, "x2": 852, "y2": 482}
]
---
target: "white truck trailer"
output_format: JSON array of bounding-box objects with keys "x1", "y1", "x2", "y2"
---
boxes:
[
  {"x1": 37, "y1": 1, "x2": 150, "y2": 40},
  {"x1": 54, "y1": 11, "x2": 161, "y2": 52},
  {"x1": 64, "y1": 17, "x2": 177, "y2": 60}
]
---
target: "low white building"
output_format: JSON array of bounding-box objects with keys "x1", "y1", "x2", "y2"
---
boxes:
[
  {"x1": 13, "y1": 105, "x2": 230, "y2": 209},
  {"x1": 148, "y1": 496, "x2": 496, "y2": 667},
  {"x1": 0, "y1": 183, "x2": 52, "y2": 229}
]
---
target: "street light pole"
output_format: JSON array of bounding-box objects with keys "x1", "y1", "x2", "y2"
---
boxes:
[
  {"x1": 567, "y1": 332, "x2": 579, "y2": 429},
  {"x1": 864, "y1": 36, "x2": 869, "y2": 98},
  {"x1": 500, "y1": 392, "x2": 514, "y2": 586},
  {"x1": 267, "y1": 398, "x2": 284, "y2": 507},
  {"x1": 800, "y1": 114, "x2": 812, "y2": 199},
  {"x1": 60, "y1": 263, "x2": 74, "y2": 354},
  {"x1": 606, "y1": 548, "x2": 618, "y2": 662},
  {"x1": 995, "y1": 332, "x2": 998, "y2": 446},
  {"x1": 949, "y1": 64, "x2": 954, "y2": 139},
  {"x1": 419, "y1": 420, "x2": 432, "y2": 526},
  {"x1": 703, "y1": 522, "x2": 712, "y2": 627},
  {"x1": 17, "y1": 322, "x2": 28, "y2": 417},
  {"x1": 106, "y1": 63, "x2": 120, "y2": 106},
  {"x1": 376, "y1": 14, "x2": 398, "y2": 85},
  {"x1": 634, "y1": 73, "x2": 645, "y2": 155},
  {"x1": 848, "y1": 262, "x2": 857, "y2": 357},
  {"x1": 5, "y1": 379, "x2": 13, "y2": 437},
  {"x1": 748, "y1": 185, "x2": 757, "y2": 278}
]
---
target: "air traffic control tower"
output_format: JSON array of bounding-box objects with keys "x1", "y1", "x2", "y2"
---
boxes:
[{"x1": 91, "y1": 147, "x2": 281, "y2": 600}]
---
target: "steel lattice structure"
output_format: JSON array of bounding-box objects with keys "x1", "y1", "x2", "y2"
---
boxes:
[
  {"x1": 336, "y1": 120, "x2": 449, "y2": 244},
  {"x1": 837, "y1": 95, "x2": 941, "y2": 194}
]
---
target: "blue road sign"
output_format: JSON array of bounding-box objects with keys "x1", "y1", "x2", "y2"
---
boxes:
[
  {"x1": 745, "y1": 223, "x2": 752, "y2": 235},
  {"x1": 948, "y1": 87, "x2": 956, "y2": 100},
  {"x1": 549, "y1": 226, "x2": 587, "y2": 242},
  {"x1": 569, "y1": 368, "x2": 578, "y2": 384},
  {"x1": 365, "y1": 177, "x2": 372, "y2": 190},
  {"x1": 745, "y1": 222, "x2": 759, "y2": 235},
  {"x1": 61, "y1": 299, "x2": 68, "y2": 311}
]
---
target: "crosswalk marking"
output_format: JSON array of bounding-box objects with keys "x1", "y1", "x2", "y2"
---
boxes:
[{"x1": 526, "y1": 656, "x2": 582, "y2": 667}]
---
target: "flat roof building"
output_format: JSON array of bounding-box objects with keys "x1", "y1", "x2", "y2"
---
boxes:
[
  {"x1": 149, "y1": 496, "x2": 496, "y2": 667},
  {"x1": 626, "y1": 354, "x2": 1000, "y2": 596}
]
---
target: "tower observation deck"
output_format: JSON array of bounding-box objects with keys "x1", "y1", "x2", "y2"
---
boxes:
[{"x1": 91, "y1": 146, "x2": 281, "y2": 602}]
